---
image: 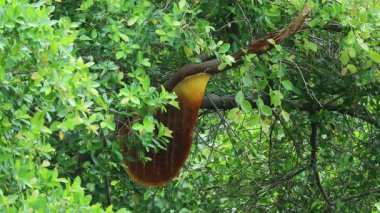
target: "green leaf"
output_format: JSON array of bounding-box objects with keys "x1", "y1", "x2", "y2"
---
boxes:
[
  {"x1": 116, "y1": 51, "x2": 125, "y2": 59},
  {"x1": 345, "y1": 31, "x2": 356, "y2": 45},
  {"x1": 172, "y1": 21, "x2": 181, "y2": 26},
  {"x1": 270, "y1": 90, "x2": 283, "y2": 107},
  {"x1": 179, "y1": 0, "x2": 187, "y2": 10},
  {"x1": 143, "y1": 116, "x2": 155, "y2": 132},
  {"x1": 235, "y1": 91, "x2": 244, "y2": 105},
  {"x1": 119, "y1": 33, "x2": 130, "y2": 42},
  {"x1": 281, "y1": 80, "x2": 293, "y2": 90},
  {"x1": 219, "y1": 43, "x2": 230, "y2": 54},
  {"x1": 128, "y1": 16, "x2": 138, "y2": 26},
  {"x1": 370, "y1": 50, "x2": 380, "y2": 63},
  {"x1": 256, "y1": 97, "x2": 264, "y2": 108},
  {"x1": 0, "y1": 65, "x2": 4, "y2": 81},
  {"x1": 141, "y1": 59, "x2": 151, "y2": 67},
  {"x1": 218, "y1": 62, "x2": 227, "y2": 70},
  {"x1": 309, "y1": 17, "x2": 321, "y2": 27},
  {"x1": 132, "y1": 123, "x2": 143, "y2": 131},
  {"x1": 50, "y1": 121, "x2": 61, "y2": 131},
  {"x1": 79, "y1": 35, "x2": 93, "y2": 41},
  {"x1": 155, "y1": 29, "x2": 166, "y2": 36},
  {"x1": 143, "y1": 192, "x2": 150, "y2": 201},
  {"x1": 346, "y1": 64, "x2": 357, "y2": 73},
  {"x1": 260, "y1": 105, "x2": 272, "y2": 116},
  {"x1": 248, "y1": 114, "x2": 260, "y2": 126},
  {"x1": 242, "y1": 76, "x2": 253, "y2": 86},
  {"x1": 341, "y1": 50, "x2": 349, "y2": 65},
  {"x1": 281, "y1": 110, "x2": 290, "y2": 122},
  {"x1": 142, "y1": 76, "x2": 150, "y2": 90},
  {"x1": 31, "y1": 111, "x2": 46, "y2": 131},
  {"x1": 241, "y1": 100, "x2": 252, "y2": 112},
  {"x1": 227, "y1": 108, "x2": 243, "y2": 124},
  {"x1": 226, "y1": 55, "x2": 235, "y2": 64},
  {"x1": 348, "y1": 48, "x2": 356, "y2": 58},
  {"x1": 131, "y1": 96, "x2": 140, "y2": 105},
  {"x1": 375, "y1": 202, "x2": 380, "y2": 211},
  {"x1": 257, "y1": 80, "x2": 268, "y2": 90},
  {"x1": 306, "y1": 41, "x2": 318, "y2": 52}
]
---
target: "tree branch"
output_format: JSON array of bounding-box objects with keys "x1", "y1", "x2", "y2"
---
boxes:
[
  {"x1": 310, "y1": 121, "x2": 333, "y2": 208},
  {"x1": 201, "y1": 95, "x2": 379, "y2": 127},
  {"x1": 337, "y1": 187, "x2": 380, "y2": 203},
  {"x1": 322, "y1": 104, "x2": 378, "y2": 127},
  {"x1": 300, "y1": 23, "x2": 345, "y2": 32},
  {"x1": 164, "y1": 5, "x2": 312, "y2": 91}
]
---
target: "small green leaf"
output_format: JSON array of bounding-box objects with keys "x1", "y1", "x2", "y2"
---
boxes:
[
  {"x1": 370, "y1": 50, "x2": 380, "y2": 63},
  {"x1": 281, "y1": 110, "x2": 290, "y2": 121},
  {"x1": 341, "y1": 50, "x2": 349, "y2": 65},
  {"x1": 248, "y1": 114, "x2": 260, "y2": 126},
  {"x1": 141, "y1": 59, "x2": 151, "y2": 67},
  {"x1": 0, "y1": 65, "x2": 4, "y2": 81},
  {"x1": 218, "y1": 62, "x2": 227, "y2": 70},
  {"x1": 88, "y1": 113, "x2": 97, "y2": 123},
  {"x1": 241, "y1": 100, "x2": 252, "y2": 112},
  {"x1": 309, "y1": 17, "x2": 321, "y2": 27},
  {"x1": 242, "y1": 76, "x2": 253, "y2": 86},
  {"x1": 235, "y1": 91, "x2": 244, "y2": 105},
  {"x1": 142, "y1": 76, "x2": 150, "y2": 90},
  {"x1": 256, "y1": 97, "x2": 264, "y2": 108},
  {"x1": 172, "y1": 21, "x2": 181, "y2": 26},
  {"x1": 116, "y1": 51, "x2": 125, "y2": 59},
  {"x1": 348, "y1": 48, "x2": 356, "y2": 58},
  {"x1": 306, "y1": 41, "x2": 318, "y2": 52},
  {"x1": 31, "y1": 111, "x2": 46, "y2": 130},
  {"x1": 119, "y1": 33, "x2": 130, "y2": 42},
  {"x1": 219, "y1": 43, "x2": 230, "y2": 54},
  {"x1": 155, "y1": 29, "x2": 166, "y2": 36},
  {"x1": 131, "y1": 96, "x2": 140, "y2": 105},
  {"x1": 227, "y1": 108, "x2": 243, "y2": 124},
  {"x1": 260, "y1": 105, "x2": 272, "y2": 116},
  {"x1": 281, "y1": 80, "x2": 293, "y2": 90},
  {"x1": 226, "y1": 55, "x2": 235, "y2": 63},
  {"x1": 132, "y1": 123, "x2": 143, "y2": 131},
  {"x1": 179, "y1": 0, "x2": 187, "y2": 10},
  {"x1": 79, "y1": 35, "x2": 92, "y2": 41},
  {"x1": 128, "y1": 16, "x2": 138, "y2": 26},
  {"x1": 346, "y1": 64, "x2": 357, "y2": 73},
  {"x1": 144, "y1": 192, "x2": 150, "y2": 201},
  {"x1": 270, "y1": 90, "x2": 283, "y2": 107},
  {"x1": 345, "y1": 31, "x2": 356, "y2": 45},
  {"x1": 257, "y1": 80, "x2": 268, "y2": 90}
]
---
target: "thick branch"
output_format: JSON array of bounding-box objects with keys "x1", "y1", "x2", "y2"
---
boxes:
[
  {"x1": 164, "y1": 5, "x2": 312, "y2": 91},
  {"x1": 300, "y1": 23, "x2": 344, "y2": 32},
  {"x1": 322, "y1": 104, "x2": 378, "y2": 127},
  {"x1": 201, "y1": 95, "x2": 379, "y2": 127},
  {"x1": 202, "y1": 95, "x2": 255, "y2": 109}
]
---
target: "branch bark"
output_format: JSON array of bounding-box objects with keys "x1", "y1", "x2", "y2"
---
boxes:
[
  {"x1": 164, "y1": 5, "x2": 312, "y2": 91},
  {"x1": 310, "y1": 121, "x2": 333, "y2": 208},
  {"x1": 201, "y1": 95, "x2": 379, "y2": 127}
]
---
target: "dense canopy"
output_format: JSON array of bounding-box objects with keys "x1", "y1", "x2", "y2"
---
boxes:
[{"x1": 0, "y1": 0, "x2": 379, "y2": 212}]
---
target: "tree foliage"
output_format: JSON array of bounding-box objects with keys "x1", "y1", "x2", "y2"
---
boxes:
[{"x1": 0, "y1": 0, "x2": 379, "y2": 212}]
